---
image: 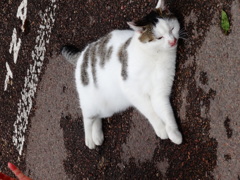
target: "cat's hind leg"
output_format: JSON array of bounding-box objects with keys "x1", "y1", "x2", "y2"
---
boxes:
[
  {"x1": 92, "y1": 118, "x2": 104, "y2": 146},
  {"x1": 83, "y1": 116, "x2": 104, "y2": 149},
  {"x1": 83, "y1": 117, "x2": 96, "y2": 149}
]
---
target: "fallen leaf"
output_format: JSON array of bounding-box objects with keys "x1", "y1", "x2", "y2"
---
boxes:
[{"x1": 221, "y1": 10, "x2": 230, "y2": 34}]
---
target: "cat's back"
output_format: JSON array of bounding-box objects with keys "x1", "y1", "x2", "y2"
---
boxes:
[{"x1": 77, "y1": 29, "x2": 133, "y2": 62}]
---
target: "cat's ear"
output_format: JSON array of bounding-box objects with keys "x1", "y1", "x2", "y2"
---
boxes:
[
  {"x1": 127, "y1": 22, "x2": 144, "y2": 33},
  {"x1": 156, "y1": 0, "x2": 165, "y2": 10}
]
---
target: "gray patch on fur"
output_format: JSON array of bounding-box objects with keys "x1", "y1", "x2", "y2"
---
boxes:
[
  {"x1": 80, "y1": 33, "x2": 113, "y2": 86},
  {"x1": 118, "y1": 38, "x2": 132, "y2": 80},
  {"x1": 81, "y1": 46, "x2": 91, "y2": 86},
  {"x1": 106, "y1": 46, "x2": 113, "y2": 61},
  {"x1": 97, "y1": 34, "x2": 112, "y2": 67},
  {"x1": 90, "y1": 43, "x2": 98, "y2": 86}
]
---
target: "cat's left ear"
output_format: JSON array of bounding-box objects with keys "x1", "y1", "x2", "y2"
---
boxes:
[
  {"x1": 156, "y1": 0, "x2": 166, "y2": 10},
  {"x1": 127, "y1": 22, "x2": 144, "y2": 33}
]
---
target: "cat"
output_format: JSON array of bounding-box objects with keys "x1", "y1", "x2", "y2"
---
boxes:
[{"x1": 61, "y1": 0, "x2": 183, "y2": 149}]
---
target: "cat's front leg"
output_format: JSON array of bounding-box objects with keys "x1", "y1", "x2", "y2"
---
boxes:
[{"x1": 151, "y1": 95, "x2": 182, "y2": 145}]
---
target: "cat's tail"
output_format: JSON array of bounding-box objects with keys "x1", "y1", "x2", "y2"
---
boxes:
[{"x1": 61, "y1": 45, "x2": 81, "y2": 66}]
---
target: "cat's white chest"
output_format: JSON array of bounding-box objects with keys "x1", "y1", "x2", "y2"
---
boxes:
[
  {"x1": 126, "y1": 50, "x2": 176, "y2": 96},
  {"x1": 126, "y1": 56, "x2": 156, "y2": 94}
]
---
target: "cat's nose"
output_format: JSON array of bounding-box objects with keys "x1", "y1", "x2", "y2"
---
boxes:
[{"x1": 169, "y1": 38, "x2": 177, "y2": 47}]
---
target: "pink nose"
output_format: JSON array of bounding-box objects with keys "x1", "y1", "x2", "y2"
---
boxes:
[{"x1": 169, "y1": 38, "x2": 177, "y2": 47}]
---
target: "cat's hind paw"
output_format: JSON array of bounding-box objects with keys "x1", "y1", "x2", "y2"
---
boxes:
[
  {"x1": 166, "y1": 126, "x2": 182, "y2": 145},
  {"x1": 85, "y1": 137, "x2": 96, "y2": 149},
  {"x1": 92, "y1": 130, "x2": 104, "y2": 146}
]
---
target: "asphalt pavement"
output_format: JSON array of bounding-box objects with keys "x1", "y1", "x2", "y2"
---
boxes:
[{"x1": 0, "y1": 0, "x2": 239, "y2": 179}]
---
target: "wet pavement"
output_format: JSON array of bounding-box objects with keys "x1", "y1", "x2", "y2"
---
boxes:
[{"x1": 0, "y1": 0, "x2": 240, "y2": 179}]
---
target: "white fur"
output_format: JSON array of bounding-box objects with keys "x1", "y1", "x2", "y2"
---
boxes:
[{"x1": 75, "y1": 17, "x2": 182, "y2": 149}]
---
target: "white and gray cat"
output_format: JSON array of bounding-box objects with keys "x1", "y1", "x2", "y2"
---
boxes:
[{"x1": 61, "y1": 0, "x2": 183, "y2": 149}]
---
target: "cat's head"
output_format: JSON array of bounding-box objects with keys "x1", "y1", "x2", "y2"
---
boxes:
[{"x1": 128, "y1": 0, "x2": 180, "y2": 52}]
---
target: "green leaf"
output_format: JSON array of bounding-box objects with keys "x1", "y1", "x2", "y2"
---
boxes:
[{"x1": 221, "y1": 10, "x2": 230, "y2": 34}]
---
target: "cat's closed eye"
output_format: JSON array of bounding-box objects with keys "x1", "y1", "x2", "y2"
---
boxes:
[{"x1": 157, "y1": 36, "x2": 163, "y2": 40}]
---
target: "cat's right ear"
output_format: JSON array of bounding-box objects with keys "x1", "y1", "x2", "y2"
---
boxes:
[
  {"x1": 127, "y1": 22, "x2": 143, "y2": 33},
  {"x1": 156, "y1": 0, "x2": 165, "y2": 10}
]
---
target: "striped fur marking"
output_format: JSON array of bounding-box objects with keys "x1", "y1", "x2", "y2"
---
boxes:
[
  {"x1": 81, "y1": 33, "x2": 113, "y2": 86},
  {"x1": 118, "y1": 38, "x2": 132, "y2": 80},
  {"x1": 81, "y1": 45, "x2": 91, "y2": 86},
  {"x1": 90, "y1": 43, "x2": 97, "y2": 86},
  {"x1": 97, "y1": 34, "x2": 112, "y2": 67}
]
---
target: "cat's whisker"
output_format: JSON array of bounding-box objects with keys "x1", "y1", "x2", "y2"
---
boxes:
[
  {"x1": 179, "y1": 28, "x2": 188, "y2": 40},
  {"x1": 179, "y1": 36, "x2": 188, "y2": 40}
]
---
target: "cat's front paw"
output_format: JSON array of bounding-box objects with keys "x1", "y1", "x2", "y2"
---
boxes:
[
  {"x1": 166, "y1": 126, "x2": 182, "y2": 145},
  {"x1": 155, "y1": 126, "x2": 168, "y2": 140}
]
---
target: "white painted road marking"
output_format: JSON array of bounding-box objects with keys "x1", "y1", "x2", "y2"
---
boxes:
[
  {"x1": 12, "y1": 0, "x2": 57, "y2": 156},
  {"x1": 4, "y1": 62, "x2": 13, "y2": 91},
  {"x1": 16, "y1": 0, "x2": 28, "y2": 32},
  {"x1": 9, "y1": 28, "x2": 22, "y2": 64},
  {"x1": 5, "y1": 0, "x2": 27, "y2": 91}
]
